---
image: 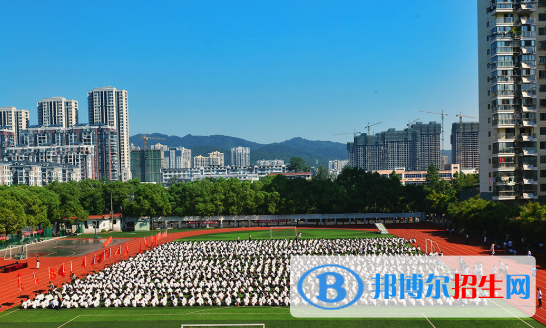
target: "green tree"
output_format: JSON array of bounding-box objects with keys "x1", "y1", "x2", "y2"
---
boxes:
[
  {"x1": 287, "y1": 157, "x2": 311, "y2": 173},
  {"x1": 314, "y1": 165, "x2": 331, "y2": 180},
  {"x1": 126, "y1": 183, "x2": 172, "y2": 218},
  {"x1": 0, "y1": 192, "x2": 27, "y2": 234},
  {"x1": 425, "y1": 163, "x2": 440, "y2": 190}
]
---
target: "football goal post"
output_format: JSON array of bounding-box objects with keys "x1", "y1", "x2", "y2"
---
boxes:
[
  {"x1": 425, "y1": 239, "x2": 441, "y2": 254},
  {"x1": 181, "y1": 324, "x2": 265, "y2": 328},
  {"x1": 2, "y1": 245, "x2": 28, "y2": 260},
  {"x1": 270, "y1": 226, "x2": 297, "y2": 239}
]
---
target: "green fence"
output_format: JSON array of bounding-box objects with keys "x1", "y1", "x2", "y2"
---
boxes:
[{"x1": 0, "y1": 227, "x2": 52, "y2": 250}]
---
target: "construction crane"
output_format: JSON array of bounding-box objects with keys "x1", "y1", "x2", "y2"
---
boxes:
[
  {"x1": 456, "y1": 112, "x2": 476, "y2": 168},
  {"x1": 407, "y1": 118, "x2": 420, "y2": 129},
  {"x1": 420, "y1": 110, "x2": 448, "y2": 159},
  {"x1": 365, "y1": 122, "x2": 382, "y2": 137},
  {"x1": 140, "y1": 133, "x2": 165, "y2": 150},
  {"x1": 333, "y1": 129, "x2": 362, "y2": 137}
]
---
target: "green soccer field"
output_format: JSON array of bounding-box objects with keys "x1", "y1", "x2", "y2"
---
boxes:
[
  {"x1": 1, "y1": 306, "x2": 544, "y2": 328},
  {"x1": 72, "y1": 229, "x2": 202, "y2": 239},
  {"x1": 176, "y1": 228, "x2": 393, "y2": 241},
  {"x1": 7, "y1": 228, "x2": 545, "y2": 328}
]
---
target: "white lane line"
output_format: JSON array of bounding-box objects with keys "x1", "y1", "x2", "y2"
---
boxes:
[
  {"x1": 421, "y1": 313, "x2": 436, "y2": 328},
  {"x1": 491, "y1": 300, "x2": 534, "y2": 328},
  {"x1": 57, "y1": 315, "x2": 80, "y2": 328},
  {"x1": 0, "y1": 308, "x2": 19, "y2": 317}
]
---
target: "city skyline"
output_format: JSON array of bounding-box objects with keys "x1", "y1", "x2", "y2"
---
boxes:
[{"x1": 0, "y1": 1, "x2": 478, "y2": 147}]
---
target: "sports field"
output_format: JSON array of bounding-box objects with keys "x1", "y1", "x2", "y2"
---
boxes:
[
  {"x1": 3, "y1": 226, "x2": 545, "y2": 328},
  {"x1": 176, "y1": 228, "x2": 393, "y2": 241},
  {"x1": 1, "y1": 306, "x2": 543, "y2": 328}
]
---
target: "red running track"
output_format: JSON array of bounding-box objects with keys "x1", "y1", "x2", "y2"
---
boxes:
[{"x1": 0, "y1": 224, "x2": 544, "y2": 326}]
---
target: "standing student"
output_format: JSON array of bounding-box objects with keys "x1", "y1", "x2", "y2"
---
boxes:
[
  {"x1": 491, "y1": 243, "x2": 495, "y2": 256},
  {"x1": 36, "y1": 256, "x2": 40, "y2": 270},
  {"x1": 538, "y1": 288, "x2": 542, "y2": 309},
  {"x1": 465, "y1": 234, "x2": 470, "y2": 245}
]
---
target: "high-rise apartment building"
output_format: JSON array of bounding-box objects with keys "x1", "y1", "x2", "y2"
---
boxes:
[
  {"x1": 130, "y1": 149, "x2": 163, "y2": 183},
  {"x1": 231, "y1": 146, "x2": 250, "y2": 167},
  {"x1": 451, "y1": 122, "x2": 480, "y2": 169},
  {"x1": 37, "y1": 97, "x2": 78, "y2": 128},
  {"x1": 0, "y1": 107, "x2": 29, "y2": 143},
  {"x1": 347, "y1": 122, "x2": 441, "y2": 171},
  {"x1": 209, "y1": 151, "x2": 224, "y2": 167},
  {"x1": 13, "y1": 124, "x2": 119, "y2": 180},
  {"x1": 479, "y1": 1, "x2": 541, "y2": 203},
  {"x1": 164, "y1": 147, "x2": 192, "y2": 169},
  {"x1": 87, "y1": 86, "x2": 130, "y2": 181}
]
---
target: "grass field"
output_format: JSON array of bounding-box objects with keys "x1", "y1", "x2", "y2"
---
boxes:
[
  {"x1": 176, "y1": 228, "x2": 393, "y2": 241},
  {"x1": 6, "y1": 227, "x2": 545, "y2": 328},
  {"x1": 72, "y1": 229, "x2": 203, "y2": 239},
  {"x1": 1, "y1": 306, "x2": 543, "y2": 328}
]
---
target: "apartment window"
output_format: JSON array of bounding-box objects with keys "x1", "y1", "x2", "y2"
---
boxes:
[
  {"x1": 487, "y1": 63, "x2": 491, "y2": 69},
  {"x1": 488, "y1": 131, "x2": 491, "y2": 137},
  {"x1": 541, "y1": 99, "x2": 546, "y2": 107},
  {"x1": 488, "y1": 90, "x2": 491, "y2": 96},
  {"x1": 487, "y1": 49, "x2": 490, "y2": 55},
  {"x1": 488, "y1": 104, "x2": 491, "y2": 109},
  {"x1": 541, "y1": 141, "x2": 546, "y2": 149},
  {"x1": 542, "y1": 127, "x2": 546, "y2": 135},
  {"x1": 541, "y1": 28, "x2": 546, "y2": 36},
  {"x1": 540, "y1": 70, "x2": 546, "y2": 78},
  {"x1": 541, "y1": 57, "x2": 546, "y2": 65},
  {"x1": 541, "y1": 85, "x2": 546, "y2": 92},
  {"x1": 541, "y1": 155, "x2": 546, "y2": 163},
  {"x1": 541, "y1": 170, "x2": 546, "y2": 177},
  {"x1": 540, "y1": 41, "x2": 546, "y2": 50},
  {"x1": 488, "y1": 145, "x2": 492, "y2": 150},
  {"x1": 541, "y1": 184, "x2": 546, "y2": 192},
  {"x1": 489, "y1": 186, "x2": 492, "y2": 191},
  {"x1": 542, "y1": 113, "x2": 546, "y2": 121},
  {"x1": 488, "y1": 159, "x2": 492, "y2": 164},
  {"x1": 487, "y1": 21, "x2": 489, "y2": 27},
  {"x1": 488, "y1": 117, "x2": 491, "y2": 123},
  {"x1": 540, "y1": 14, "x2": 546, "y2": 21}
]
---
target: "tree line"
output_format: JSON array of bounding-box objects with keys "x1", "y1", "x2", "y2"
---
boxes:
[{"x1": 0, "y1": 159, "x2": 482, "y2": 235}]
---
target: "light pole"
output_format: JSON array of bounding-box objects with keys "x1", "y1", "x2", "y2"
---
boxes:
[{"x1": 93, "y1": 220, "x2": 100, "y2": 239}]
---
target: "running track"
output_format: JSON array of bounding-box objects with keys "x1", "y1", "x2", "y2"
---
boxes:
[{"x1": 0, "y1": 223, "x2": 543, "y2": 325}]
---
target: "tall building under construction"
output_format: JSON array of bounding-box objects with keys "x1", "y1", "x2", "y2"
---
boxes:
[
  {"x1": 347, "y1": 122, "x2": 442, "y2": 171},
  {"x1": 451, "y1": 122, "x2": 480, "y2": 169}
]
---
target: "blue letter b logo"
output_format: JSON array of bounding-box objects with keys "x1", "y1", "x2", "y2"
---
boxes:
[{"x1": 316, "y1": 272, "x2": 347, "y2": 303}]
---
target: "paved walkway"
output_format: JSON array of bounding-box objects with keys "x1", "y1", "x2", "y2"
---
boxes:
[{"x1": 0, "y1": 223, "x2": 544, "y2": 326}]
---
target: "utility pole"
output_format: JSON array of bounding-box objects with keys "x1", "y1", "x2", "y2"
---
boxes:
[
  {"x1": 420, "y1": 110, "x2": 448, "y2": 160},
  {"x1": 456, "y1": 112, "x2": 476, "y2": 169},
  {"x1": 110, "y1": 190, "x2": 114, "y2": 231}
]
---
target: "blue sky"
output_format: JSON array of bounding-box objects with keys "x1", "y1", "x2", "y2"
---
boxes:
[{"x1": 0, "y1": 1, "x2": 478, "y2": 147}]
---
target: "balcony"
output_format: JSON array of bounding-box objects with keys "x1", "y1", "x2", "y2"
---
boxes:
[
  {"x1": 491, "y1": 76, "x2": 516, "y2": 83},
  {"x1": 492, "y1": 119, "x2": 516, "y2": 127},
  {"x1": 516, "y1": 1, "x2": 537, "y2": 13},
  {"x1": 518, "y1": 118, "x2": 537, "y2": 127},
  {"x1": 489, "y1": 2, "x2": 514, "y2": 15},
  {"x1": 516, "y1": 75, "x2": 536, "y2": 84},
  {"x1": 492, "y1": 105, "x2": 516, "y2": 113},
  {"x1": 522, "y1": 178, "x2": 538, "y2": 184},
  {"x1": 492, "y1": 62, "x2": 515, "y2": 70},
  {"x1": 489, "y1": 34, "x2": 514, "y2": 42},
  {"x1": 492, "y1": 47, "x2": 514, "y2": 55},
  {"x1": 517, "y1": 192, "x2": 538, "y2": 199},
  {"x1": 493, "y1": 176, "x2": 516, "y2": 185},
  {"x1": 492, "y1": 191, "x2": 516, "y2": 200},
  {"x1": 521, "y1": 46, "x2": 535, "y2": 54},
  {"x1": 519, "y1": 147, "x2": 537, "y2": 155},
  {"x1": 518, "y1": 163, "x2": 537, "y2": 170},
  {"x1": 517, "y1": 17, "x2": 536, "y2": 26},
  {"x1": 515, "y1": 60, "x2": 535, "y2": 69},
  {"x1": 493, "y1": 147, "x2": 516, "y2": 155},
  {"x1": 492, "y1": 17, "x2": 515, "y2": 27},
  {"x1": 492, "y1": 133, "x2": 516, "y2": 142},
  {"x1": 519, "y1": 105, "x2": 536, "y2": 112},
  {"x1": 493, "y1": 162, "x2": 517, "y2": 170},
  {"x1": 491, "y1": 90, "x2": 515, "y2": 97},
  {"x1": 519, "y1": 31, "x2": 536, "y2": 38},
  {"x1": 516, "y1": 133, "x2": 536, "y2": 141}
]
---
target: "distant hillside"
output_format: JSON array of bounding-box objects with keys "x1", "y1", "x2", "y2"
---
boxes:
[{"x1": 129, "y1": 134, "x2": 347, "y2": 167}]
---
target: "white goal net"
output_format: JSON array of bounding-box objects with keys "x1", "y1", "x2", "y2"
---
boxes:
[
  {"x1": 181, "y1": 324, "x2": 265, "y2": 328},
  {"x1": 270, "y1": 226, "x2": 297, "y2": 239},
  {"x1": 2, "y1": 245, "x2": 28, "y2": 260},
  {"x1": 425, "y1": 239, "x2": 441, "y2": 254}
]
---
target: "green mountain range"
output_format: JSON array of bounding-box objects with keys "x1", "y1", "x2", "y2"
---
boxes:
[{"x1": 129, "y1": 134, "x2": 348, "y2": 167}]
